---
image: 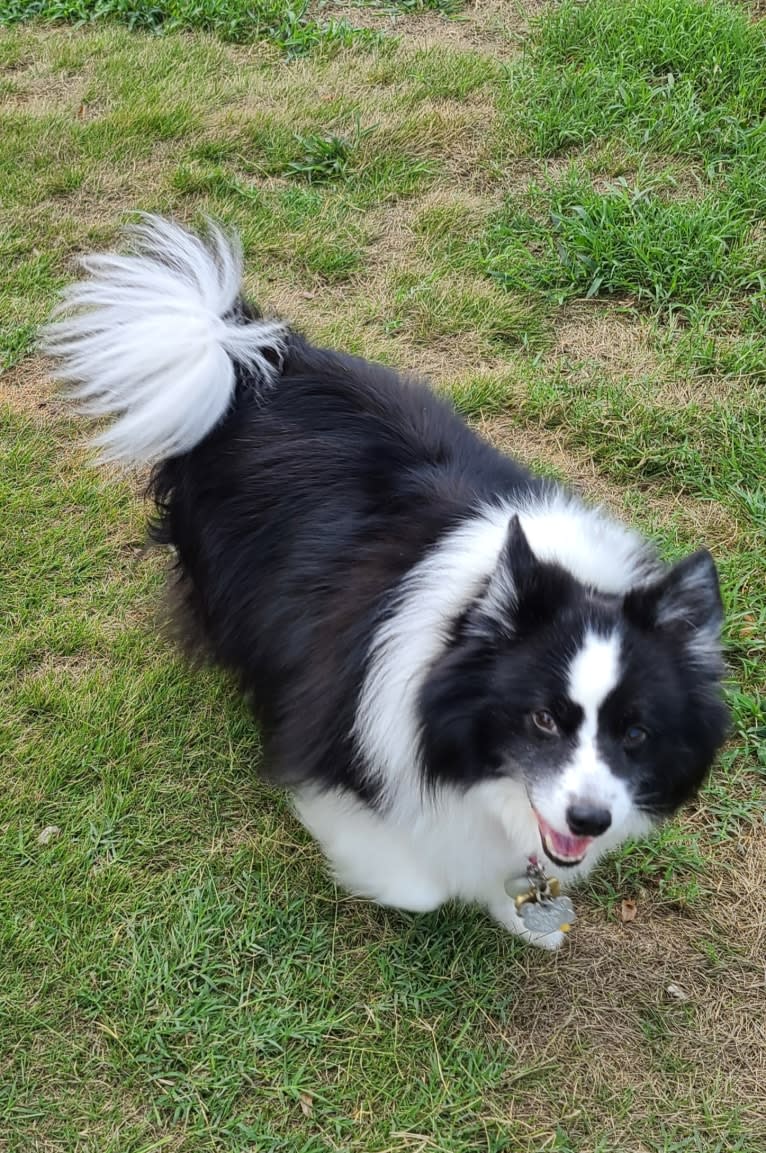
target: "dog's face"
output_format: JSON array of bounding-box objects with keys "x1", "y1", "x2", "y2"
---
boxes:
[{"x1": 420, "y1": 517, "x2": 728, "y2": 869}]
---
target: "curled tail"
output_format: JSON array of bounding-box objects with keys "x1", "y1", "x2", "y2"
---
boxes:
[{"x1": 43, "y1": 215, "x2": 286, "y2": 463}]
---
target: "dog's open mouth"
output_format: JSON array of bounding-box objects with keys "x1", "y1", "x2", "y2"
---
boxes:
[{"x1": 534, "y1": 812, "x2": 592, "y2": 868}]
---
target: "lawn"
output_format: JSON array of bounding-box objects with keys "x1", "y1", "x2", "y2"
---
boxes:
[{"x1": 1, "y1": 1, "x2": 765, "y2": 1150}]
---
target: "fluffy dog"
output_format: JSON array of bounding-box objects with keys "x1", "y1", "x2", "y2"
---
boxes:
[{"x1": 45, "y1": 217, "x2": 728, "y2": 948}]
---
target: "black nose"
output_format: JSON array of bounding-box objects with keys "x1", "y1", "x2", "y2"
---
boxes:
[{"x1": 566, "y1": 803, "x2": 612, "y2": 838}]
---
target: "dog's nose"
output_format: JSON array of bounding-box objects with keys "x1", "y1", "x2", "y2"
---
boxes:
[{"x1": 566, "y1": 802, "x2": 612, "y2": 838}]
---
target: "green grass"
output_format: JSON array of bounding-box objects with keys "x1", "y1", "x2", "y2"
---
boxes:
[
  {"x1": 479, "y1": 166, "x2": 766, "y2": 378},
  {"x1": 483, "y1": 171, "x2": 758, "y2": 311},
  {"x1": 510, "y1": 0, "x2": 766, "y2": 160},
  {"x1": 1, "y1": 0, "x2": 384, "y2": 55},
  {"x1": 482, "y1": 0, "x2": 766, "y2": 380},
  {"x1": 388, "y1": 268, "x2": 547, "y2": 350},
  {"x1": 353, "y1": 0, "x2": 465, "y2": 14},
  {"x1": 2, "y1": 2, "x2": 766, "y2": 1150}
]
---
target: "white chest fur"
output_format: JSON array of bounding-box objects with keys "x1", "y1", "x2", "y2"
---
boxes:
[{"x1": 293, "y1": 778, "x2": 589, "y2": 915}]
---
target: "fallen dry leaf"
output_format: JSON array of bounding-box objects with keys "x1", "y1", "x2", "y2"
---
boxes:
[
  {"x1": 738, "y1": 614, "x2": 758, "y2": 638},
  {"x1": 298, "y1": 1092, "x2": 313, "y2": 1118},
  {"x1": 620, "y1": 898, "x2": 638, "y2": 923}
]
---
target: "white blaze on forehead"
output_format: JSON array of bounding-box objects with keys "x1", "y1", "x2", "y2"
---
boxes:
[
  {"x1": 532, "y1": 628, "x2": 652, "y2": 855},
  {"x1": 554, "y1": 629, "x2": 626, "y2": 829},
  {"x1": 567, "y1": 630, "x2": 621, "y2": 730}
]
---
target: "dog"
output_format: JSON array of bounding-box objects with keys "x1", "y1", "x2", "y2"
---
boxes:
[{"x1": 44, "y1": 216, "x2": 729, "y2": 949}]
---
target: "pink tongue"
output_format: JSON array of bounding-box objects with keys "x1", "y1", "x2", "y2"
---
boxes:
[
  {"x1": 536, "y1": 814, "x2": 592, "y2": 861},
  {"x1": 546, "y1": 828, "x2": 591, "y2": 859}
]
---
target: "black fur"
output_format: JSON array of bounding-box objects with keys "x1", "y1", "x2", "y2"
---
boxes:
[
  {"x1": 151, "y1": 329, "x2": 545, "y2": 799},
  {"x1": 150, "y1": 323, "x2": 728, "y2": 818}
]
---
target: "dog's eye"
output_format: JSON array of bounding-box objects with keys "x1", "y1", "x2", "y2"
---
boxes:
[
  {"x1": 623, "y1": 724, "x2": 648, "y2": 750},
  {"x1": 532, "y1": 709, "x2": 559, "y2": 736}
]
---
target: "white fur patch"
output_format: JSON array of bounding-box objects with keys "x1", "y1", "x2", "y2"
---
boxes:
[
  {"x1": 567, "y1": 630, "x2": 622, "y2": 722},
  {"x1": 517, "y1": 493, "x2": 654, "y2": 594},
  {"x1": 43, "y1": 215, "x2": 286, "y2": 464},
  {"x1": 295, "y1": 777, "x2": 544, "y2": 910},
  {"x1": 353, "y1": 509, "x2": 511, "y2": 807},
  {"x1": 530, "y1": 631, "x2": 652, "y2": 848}
]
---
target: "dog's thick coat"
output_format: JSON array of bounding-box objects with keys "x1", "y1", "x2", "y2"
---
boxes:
[{"x1": 45, "y1": 217, "x2": 728, "y2": 948}]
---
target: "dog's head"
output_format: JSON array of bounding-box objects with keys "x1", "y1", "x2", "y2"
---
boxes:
[{"x1": 420, "y1": 516, "x2": 728, "y2": 868}]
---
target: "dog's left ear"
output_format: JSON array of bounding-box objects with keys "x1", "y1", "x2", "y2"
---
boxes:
[{"x1": 624, "y1": 549, "x2": 724, "y2": 648}]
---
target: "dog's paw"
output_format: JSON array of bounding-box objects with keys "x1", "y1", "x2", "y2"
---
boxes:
[
  {"x1": 521, "y1": 925, "x2": 568, "y2": 951},
  {"x1": 488, "y1": 899, "x2": 569, "y2": 951}
]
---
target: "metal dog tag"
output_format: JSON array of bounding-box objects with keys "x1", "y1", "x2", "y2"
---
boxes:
[
  {"x1": 511, "y1": 857, "x2": 576, "y2": 935},
  {"x1": 517, "y1": 893, "x2": 576, "y2": 934}
]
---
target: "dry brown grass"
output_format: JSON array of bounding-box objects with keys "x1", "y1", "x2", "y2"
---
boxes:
[
  {"x1": 0, "y1": 359, "x2": 61, "y2": 421},
  {"x1": 554, "y1": 304, "x2": 664, "y2": 381},
  {"x1": 499, "y1": 881, "x2": 766, "y2": 1140},
  {"x1": 550, "y1": 304, "x2": 749, "y2": 407},
  {"x1": 319, "y1": 0, "x2": 545, "y2": 56}
]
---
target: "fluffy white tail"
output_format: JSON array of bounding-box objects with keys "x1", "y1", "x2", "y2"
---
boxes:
[{"x1": 43, "y1": 215, "x2": 286, "y2": 463}]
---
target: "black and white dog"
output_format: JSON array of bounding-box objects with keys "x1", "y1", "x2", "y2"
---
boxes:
[{"x1": 45, "y1": 217, "x2": 728, "y2": 949}]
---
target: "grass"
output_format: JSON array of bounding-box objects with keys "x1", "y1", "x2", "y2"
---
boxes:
[
  {"x1": 0, "y1": 0, "x2": 385, "y2": 55},
  {"x1": 483, "y1": 172, "x2": 758, "y2": 311},
  {"x1": 2, "y1": 1, "x2": 766, "y2": 1151},
  {"x1": 483, "y1": 0, "x2": 766, "y2": 377},
  {"x1": 510, "y1": 0, "x2": 766, "y2": 160}
]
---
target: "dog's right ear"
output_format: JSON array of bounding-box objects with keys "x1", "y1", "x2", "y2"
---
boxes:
[{"x1": 483, "y1": 515, "x2": 574, "y2": 638}]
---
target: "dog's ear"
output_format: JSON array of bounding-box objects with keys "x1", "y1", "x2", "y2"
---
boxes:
[
  {"x1": 624, "y1": 550, "x2": 723, "y2": 652},
  {"x1": 419, "y1": 640, "x2": 499, "y2": 786},
  {"x1": 483, "y1": 515, "x2": 574, "y2": 637},
  {"x1": 503, "y1": 514, "x2": 539, "y2": 595}
]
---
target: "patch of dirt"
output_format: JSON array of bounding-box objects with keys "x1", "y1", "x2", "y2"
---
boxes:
[
  {"x1": 0, "y1": 359, "x2": 61, "y2": 421},
  {"x1": 61, "y1": 159, "x2": 180, "y2": 227},
  {"x1": 401, "y1": 338, "x2": 511, "y2": 383},
  {"x1": 551, "y1": 305, "x2": 748, "y2": 407},
  {"x1": 502, "y1": 861, "x2": 766, "y2": 1137},
  {"x1": 554, "y1": 305, "x2": 664, "y2": 382},
  {"x1": 317, "y1": 0, "x2": 546, "y2": 57},
  {"x1": 641, "y1": 366, "x2": 748, "y2": 408},
  {"x1": 367, "y1": 198, "x2": 423, "y2": 271},
  {"x1": 411, "y1": 184, "x2": 499, "y2": 230},
  {"x1": 20, "y1": 651, "x2": 106, "y2": 682},
  {"x1": 0, "y1": 53, "x2": 88, "y2": 115},
  {"x1": 477, "y1": 414, "x2": 617, "y2": 496}
]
